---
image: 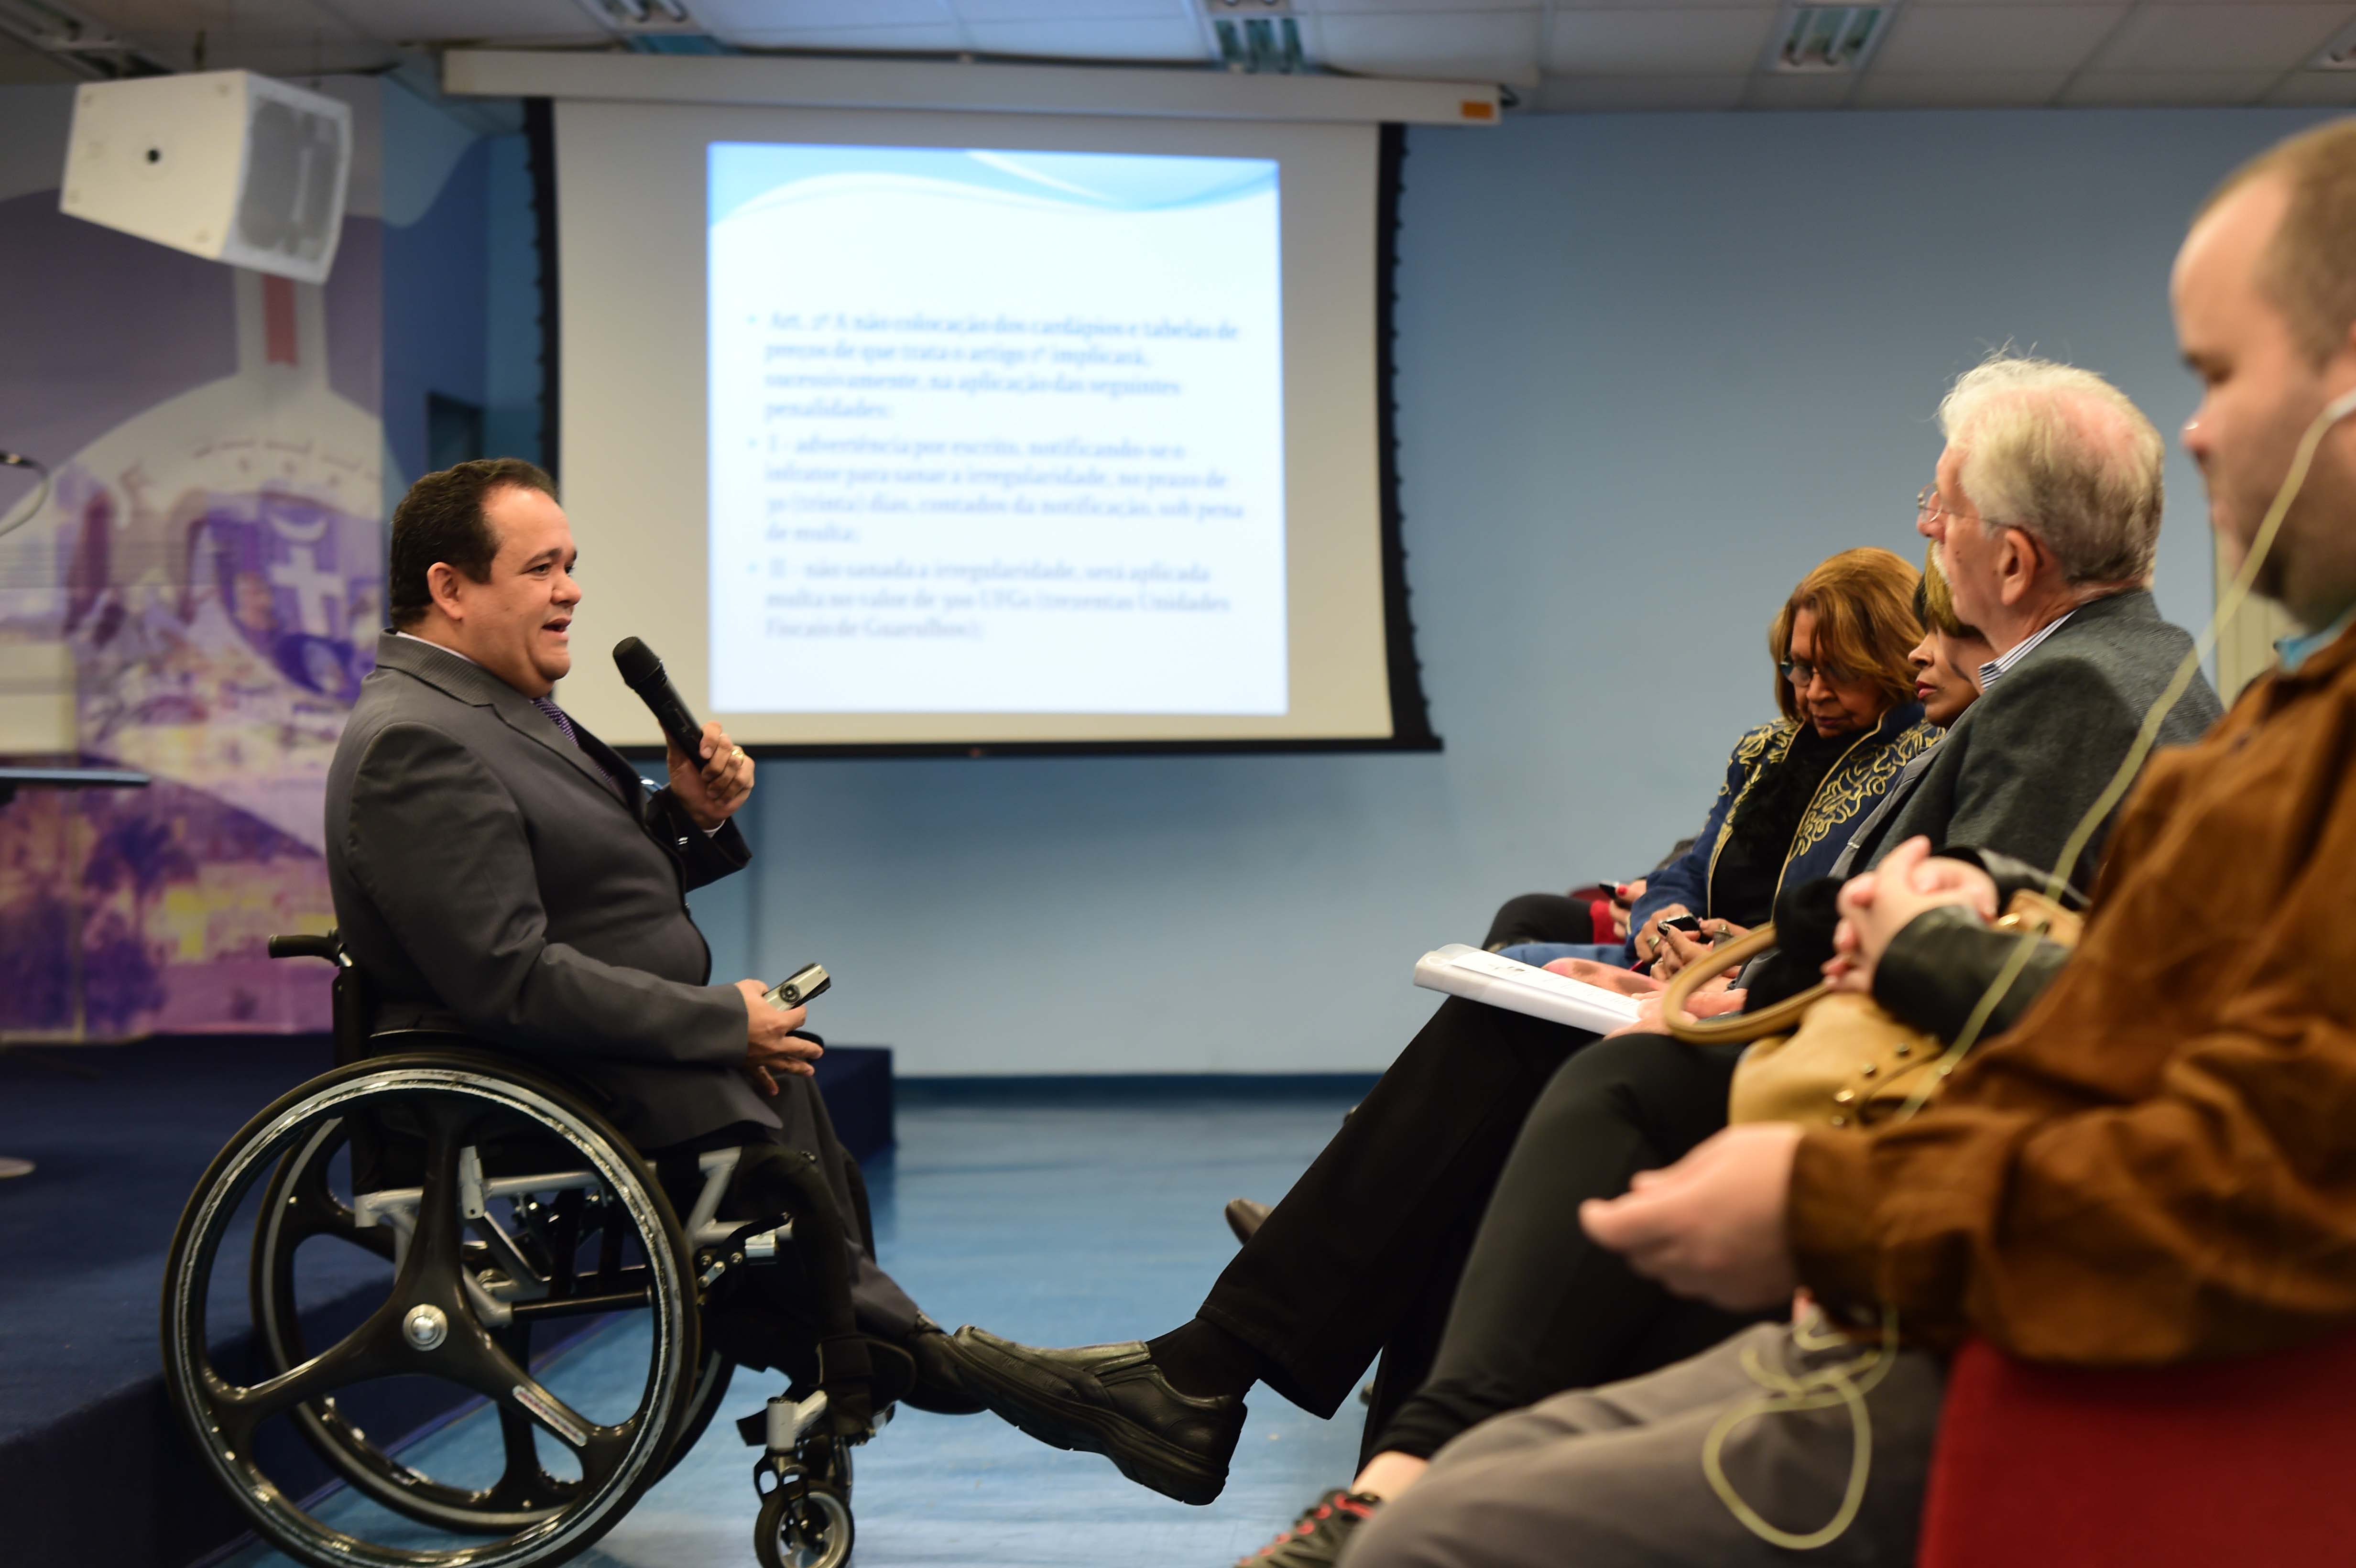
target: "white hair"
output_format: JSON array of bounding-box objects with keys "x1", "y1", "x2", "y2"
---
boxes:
[{"x1": 1934, "y1": 355, "x2": 2165, "y2": 585}]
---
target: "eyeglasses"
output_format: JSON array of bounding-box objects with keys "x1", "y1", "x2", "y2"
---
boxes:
[
  {"x1": 1918, "y1": 486, "x2": 2026, "y2": 536},
  {"x1": 1779, "y1": 657, "x2": 1857, "y2": 689}
]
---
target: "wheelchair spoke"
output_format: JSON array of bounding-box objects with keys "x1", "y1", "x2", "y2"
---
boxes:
[
  {"x1": 205, "y1": 1318, "x2": 399, "y2": 1447},
  {"x1": 464, "y1": 1323, "x2": 641, "y2": 1490},
  {"x1": 279, "y1": 1138, "x2": 396, "y2": 1263},
  {"x1": 478, "y1": 1325, "x2": 584, "y2": 1512},
  {"x1": 389, "y1": 1116, "x2": 470, "y2": 1299}
]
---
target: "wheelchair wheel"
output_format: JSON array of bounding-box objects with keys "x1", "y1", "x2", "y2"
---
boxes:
[
  {"x1": 755, "y1": 1481, "x2": 853, "y2": 1568},
  {"x1": 249, "y1": 1116, "x2": 736, "y2": 1535},
  {"x1": 165, "y1": 1053, "x2": 700, "y2": 1568}
]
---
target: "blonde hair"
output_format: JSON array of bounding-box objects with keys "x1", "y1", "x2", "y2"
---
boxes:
[
  {"x1": 1768, "y1": 547, "x2": 1923, "y2": 725},
  {"x1": 2202, "y1": 118, "x2": 2356, "y2": 365},
  {"x1": 1935, "y1": 354, "x2": 2164, "y2": 586}
]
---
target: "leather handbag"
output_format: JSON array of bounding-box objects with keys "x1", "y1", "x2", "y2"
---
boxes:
[{"x1": 1660, "y1": 893, "x2": 2081, "y2": 1130}]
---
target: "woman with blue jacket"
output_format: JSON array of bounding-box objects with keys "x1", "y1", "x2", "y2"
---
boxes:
[{"x1": 1501, "y1": 547, "x2": 1936, "y2": 977}]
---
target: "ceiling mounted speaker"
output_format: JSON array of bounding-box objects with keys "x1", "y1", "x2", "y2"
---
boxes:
[{"x1": 58, "y1": 70, "x2": 352, "y2": 285}]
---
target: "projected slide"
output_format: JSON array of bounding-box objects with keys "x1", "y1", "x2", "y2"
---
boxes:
[{"x1": 708, "y1": 142, "x2": 1286, "y2": 716}]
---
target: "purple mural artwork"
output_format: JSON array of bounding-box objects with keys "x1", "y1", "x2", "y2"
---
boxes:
[{"x1": 0, "y1": 173, "x2": 385, "y2": 1040}]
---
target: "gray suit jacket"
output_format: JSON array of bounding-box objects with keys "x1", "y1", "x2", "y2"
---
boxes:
[
  {"x1": 1843, "y1": 588, "x2": 2222, "y2": 891},
  {"x1": 326, "y1": 633, "x2": 774, "y2": 1149}
]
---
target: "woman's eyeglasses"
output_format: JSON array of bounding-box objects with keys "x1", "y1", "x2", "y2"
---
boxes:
[{"x1": 1779, "y1": 658, "x2": 1856, "y2": 689}]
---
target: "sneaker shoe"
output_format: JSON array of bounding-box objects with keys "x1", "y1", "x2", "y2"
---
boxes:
[{"x1": 1237, "y1": 1489, "x2": 1382, "y2": 1566}]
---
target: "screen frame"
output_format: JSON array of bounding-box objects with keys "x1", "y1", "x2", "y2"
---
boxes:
[{"x1": 524, "y1": 101, "x2": 1440, "y2": 759}]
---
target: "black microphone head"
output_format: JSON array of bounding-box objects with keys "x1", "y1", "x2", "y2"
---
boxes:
[{"x1": 613, "y1": 636, "x2": 664, "y2": 690}]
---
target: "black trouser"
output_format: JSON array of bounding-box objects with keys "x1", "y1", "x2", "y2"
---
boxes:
[
  {"x1": 1371, "y1": 1031, "x2": 1768, "y2": 1461},
  {"x1": 1483, "y1": 892, "x2": 1598, "y2": 951},
  {"x1": 1198, "y1": 996, "x2": 1602, "y2": 1444},
  {"x1": 649, "y1": 1068, "x2": 921, "y2": 1381}
]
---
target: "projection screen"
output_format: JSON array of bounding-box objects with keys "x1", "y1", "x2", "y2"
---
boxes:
[{"x1": 548, "y1": 98, "x2": 1431, "y2": 753}]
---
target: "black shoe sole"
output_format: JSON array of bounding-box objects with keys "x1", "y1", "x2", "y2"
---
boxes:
[{"x1": 955, "y1": 1341, "x2": 1231, "y2": 1505}]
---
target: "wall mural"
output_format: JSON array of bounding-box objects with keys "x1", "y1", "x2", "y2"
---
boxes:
[{"x1": 0, "y1": 179, "x2": 386, "y2": 1038}]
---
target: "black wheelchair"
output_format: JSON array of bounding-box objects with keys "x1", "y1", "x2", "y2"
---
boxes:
[{"x1": 161, "y1": 932, "x2": 875, "y2": 1568}]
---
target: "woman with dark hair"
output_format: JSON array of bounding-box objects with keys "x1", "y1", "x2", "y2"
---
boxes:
[{"x1": 1498, "y1": 546, "x2": 1936, "y2": 979}]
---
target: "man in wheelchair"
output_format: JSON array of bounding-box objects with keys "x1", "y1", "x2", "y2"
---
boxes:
[{"x1": 325, "y1": 457, "x2": 986, "y2": 1430}]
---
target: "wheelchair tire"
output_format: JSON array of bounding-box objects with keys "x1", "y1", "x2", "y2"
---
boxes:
[
  {"x1": 248, "y1": 1115, "x2": 736, "y2": 1533},
  {"x1": 755, "y1": 1482, "x2": 853, "y2": 1568},
  {"x1": 165, "y1": 1052, "x2": 701, "y2": 1568}
]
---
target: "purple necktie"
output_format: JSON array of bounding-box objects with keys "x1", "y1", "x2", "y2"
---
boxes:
[{"x1": 533, "y1": 695, "x2": 640, "y2": 804}]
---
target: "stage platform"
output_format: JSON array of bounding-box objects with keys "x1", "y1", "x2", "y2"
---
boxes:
[{"x1": 0, "y1": 1036, "x2": 894, "y2": 1568}]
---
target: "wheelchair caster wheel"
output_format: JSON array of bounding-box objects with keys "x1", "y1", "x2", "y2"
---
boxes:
[{"x1": 755, "y1": 1481, "x2": 852, "y2": 1568}]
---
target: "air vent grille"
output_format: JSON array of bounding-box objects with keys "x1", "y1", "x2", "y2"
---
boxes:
[{"x1": 1774, "y1": 6, "x2": 1887, "y2": 74}]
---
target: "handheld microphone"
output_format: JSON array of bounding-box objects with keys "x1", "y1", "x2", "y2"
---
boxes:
[{"x1": 612, "y1": 637, "x2": 708, "y2": 757}]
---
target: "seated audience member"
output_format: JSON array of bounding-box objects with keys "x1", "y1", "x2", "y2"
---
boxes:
[
  {"x1": 1225, "y1": 567, "x2": 1994, "y2": 1568},
  {"x1": 1838, "y1": 355, "x2": 2224, "y2": 888},
  {"x1": 1513, "y1": 546, "x2": 1940, "y2": 976},
  {"x1": 948, "y1": 551, "x2": 1938, "y2": 1501},
  {"x1": 1343, "y1": 119, "x2": 2356, "y2": 1568},
  {"x1": 1674, "y1": 355, "x2": 2220, "y2": 1009}
]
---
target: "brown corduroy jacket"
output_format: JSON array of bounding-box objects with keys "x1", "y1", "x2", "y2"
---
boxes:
[{"x1": 1789, "y1": 616, "x2": 2356, "y2": 1365}]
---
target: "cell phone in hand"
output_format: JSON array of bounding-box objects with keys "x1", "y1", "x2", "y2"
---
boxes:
[
  {"x1": 1659, "y1": 915, "x2": 1705, "y2": 937},
  {"x1": 764, "y1": 962, "x2": 830, "y2": 1010}
]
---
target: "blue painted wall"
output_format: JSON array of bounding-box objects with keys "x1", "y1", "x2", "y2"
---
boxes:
[
  {"x1": 382, "y1": 135, "x2": 490, "y2": 485},
  {"x1": 672, "y1": 106, "x2": 2335, "y2": 1076}
]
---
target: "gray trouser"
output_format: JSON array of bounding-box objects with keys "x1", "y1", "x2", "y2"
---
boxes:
[{"x1": 1341, "y1": 1321, "x2": 1945, "y2": 1568}]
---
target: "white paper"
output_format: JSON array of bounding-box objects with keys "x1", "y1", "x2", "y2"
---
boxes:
[{"x1": 1413, "y1": 943, "x2": 1646, "y2": 1034}]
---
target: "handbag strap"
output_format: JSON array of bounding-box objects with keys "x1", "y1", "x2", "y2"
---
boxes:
[{"x1": 1659, "y1": 924, "x2": 1827, "y2": 1044}]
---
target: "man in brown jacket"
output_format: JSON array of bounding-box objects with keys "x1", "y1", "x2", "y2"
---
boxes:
[{"x1": 1343, "y1": 119, "x2": 2356, "y2": 1568}]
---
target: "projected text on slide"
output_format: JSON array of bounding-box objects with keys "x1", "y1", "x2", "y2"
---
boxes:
[{"x1": 707, "y1": 142, "x2": 1287, "y2": 716}]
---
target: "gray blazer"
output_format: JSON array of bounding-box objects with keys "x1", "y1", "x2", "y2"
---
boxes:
[
  {"x1": 326, "y1": 633, "x2": 774, "y2": 1149},
  {"x1": 1843, "y1": 588, "x2": 2222, "y2": 891}
]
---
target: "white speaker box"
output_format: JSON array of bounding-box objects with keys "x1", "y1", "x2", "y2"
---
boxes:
[{"x1": 59, "y1": 70, "x2": 352, "y2": 285}]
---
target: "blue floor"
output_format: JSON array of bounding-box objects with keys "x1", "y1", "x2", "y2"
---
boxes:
[{"x1": 220, "y1": 1093, "x2": 1368, "y2": 1568}]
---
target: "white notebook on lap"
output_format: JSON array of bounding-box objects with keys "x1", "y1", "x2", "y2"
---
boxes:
[{"x1": 1413, "y1": 943, "x2": 1646, "y2": 1034}]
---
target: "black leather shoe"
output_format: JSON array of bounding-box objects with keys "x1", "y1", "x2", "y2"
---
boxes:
[
  {"x1": 900, "y1": 1319, "x2": 990, "y2": 1416},
  {"x1": 952, "y1": 1327, "x2": 1245, "y2": 1504},
  {"x1": 1224, "y1": 1198, "x2": 1272, "y2": 1245}
]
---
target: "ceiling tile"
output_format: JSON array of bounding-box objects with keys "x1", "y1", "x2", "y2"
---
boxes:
[
  {"x1": 1310, "y1": 9, "x2": 1543, "y2": 83},
  {"x1": 2058, "y1": 70, "x2": 2284, "y2": 105},
  {"x1": 951, "y1": 0, "x2": 1192, "y2": 19},
  {"x1": 1744, "y1": 71, "x2": 1858, "y2": 108},
  {"x1": 2268, "y1": 69, "x2": 2356, "y2": 103},
  {"x1": 956, "y1": 16, "x2": 1204, "y2": 56},
  {"x1": 1852, "y1": 67, "x2": 2071, "y2": 106},
  {"x1": 334, "y1": 0, "x2": 635, "y2": 38},
  {"x1": 694, "y1": 0, "x2": 954, "y2": 26},
  {"x1": 715, "y1": 24, "x2": 972, "y2": 48},
  {"x1": 1872, "y1": 3, "x2": 2127, "y2": 73},
  {"x1": 0, "y1": 35, "x2": 86, "y2": 83},
  {"x1": 2088, "y1": 5, "x2": 2351, "y2": 72},
  {"x1": 1298, "y1": 0, "x2": 1540, "y2": 13},
  {"x1": 1544, "y1": 8, "x2": 1775, "y2": 75},
  {"x1": 1529, "y1": 73, "x2": 1748, "y2": 109}
]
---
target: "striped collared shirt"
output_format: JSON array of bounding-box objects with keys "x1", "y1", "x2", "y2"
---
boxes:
[{"x1": 1978, "y1": 609, "x2": 2075, "y2": 692}]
